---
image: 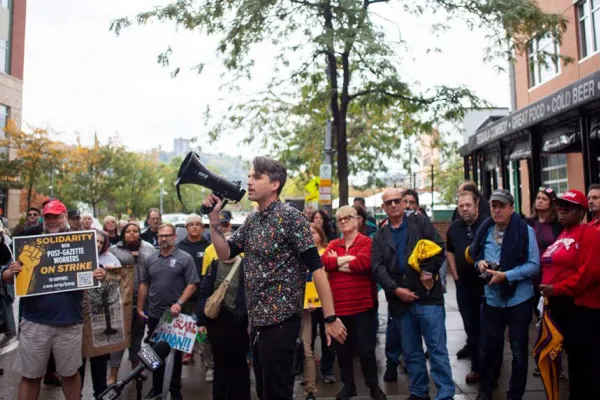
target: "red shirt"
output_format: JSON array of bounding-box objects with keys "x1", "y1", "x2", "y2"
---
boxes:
[
  {"x1": 321, "y1": 233, "x2": 377, "y2": 316},
  {"x1": 589, "y1": 217, "x2": 600, "y2": 231},
  {"x1": 541, "y1": 224, "x2": 600, "y2": 309}
]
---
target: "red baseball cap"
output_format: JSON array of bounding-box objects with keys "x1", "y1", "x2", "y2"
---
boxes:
[
  {"x1": 556, "y1": 190, "x2": 588, "y2": 209},
  {"x1": 42, "y1": 199, "x2": 67, "y2": 215}
]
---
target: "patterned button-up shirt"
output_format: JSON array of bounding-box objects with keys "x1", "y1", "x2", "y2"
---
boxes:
[{"x1": 229, "y1": 200, "x2": 316, "y2": 327}]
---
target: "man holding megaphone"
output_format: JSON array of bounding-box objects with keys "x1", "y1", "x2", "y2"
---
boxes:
[{"x1": 203, "y1": 156, "x2": 347, "y2": 400}]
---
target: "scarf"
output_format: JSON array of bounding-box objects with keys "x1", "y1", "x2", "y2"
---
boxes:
[{"x1": 469, "y1": 213, "x2": 529, "y2": 298}]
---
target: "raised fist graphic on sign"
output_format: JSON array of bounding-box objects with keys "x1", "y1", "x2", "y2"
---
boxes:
[{"x1": 16, "y1": 245, "x2": 43, "y2": 296}]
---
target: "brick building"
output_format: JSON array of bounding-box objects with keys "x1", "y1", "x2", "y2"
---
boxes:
[
  {"x1": 0, "y1": 0, "x2": 26, "y2": 225},
  {"x1": 460, "y1": 0, "x2": 600, "y2": 216}
]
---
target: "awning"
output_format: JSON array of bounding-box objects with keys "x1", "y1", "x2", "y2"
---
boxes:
[
  {"x1": 462, "y1": 70, "x2": 600, "y2": 154},
  {"x1": 508, "y1": 141, "x2": 531, "y2": 160}
]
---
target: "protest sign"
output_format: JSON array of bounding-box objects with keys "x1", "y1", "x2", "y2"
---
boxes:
[
  {"x1": 82, "y1": 264, "x2": 134, "y2": 359},
  {"x1": 150, "y1": 311, "x2": 196, "y2": 354},
  {"x1": 12, "y1": 230, "x2": 100, "y2": 297}
]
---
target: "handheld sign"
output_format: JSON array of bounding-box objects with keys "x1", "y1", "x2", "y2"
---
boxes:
[
  {"x1": 12, "y1": 230, "x2": 100, "y2": 297},
  {"x1": 150, "y1": 311, "x2": 197, "y2": 354}
]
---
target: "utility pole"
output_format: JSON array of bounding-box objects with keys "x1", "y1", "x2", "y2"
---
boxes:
[
  {"x1": 431, "y1": 164, "x2": 435, "y2": 219},
  {"x1": 159, "y1": 178, "x2": 164, "y2": 214},
  {"x1": 320, "y1": 66, "x2": 334, "y2": 217}
]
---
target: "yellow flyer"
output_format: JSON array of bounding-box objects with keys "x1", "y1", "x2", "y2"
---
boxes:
[{"x1": 304, "y1": 281, "x2": 321, "y2": 309}]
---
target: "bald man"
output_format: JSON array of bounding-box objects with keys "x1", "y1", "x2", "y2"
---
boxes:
[{"x1": 372, "y1": 189, "x2": 454, "y2": 400}]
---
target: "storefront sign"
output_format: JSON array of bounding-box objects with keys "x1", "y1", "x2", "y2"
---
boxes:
[
  {"x1": 12, "y1": 231, "x2": 101, "y2": 297},
  {"x1": 471, "y1": 70, "x2": 600, "y2": 151},
  {"x1": 150, "y1": 311, "x2": 196, "y2": 354}
]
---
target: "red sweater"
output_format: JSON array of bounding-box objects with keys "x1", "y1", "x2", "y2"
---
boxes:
[
  {"x1": 541, "y1": 224, "x2": 600, "y2": 309},
  {"x1": 321, "y1": 233, "x2": 377, "y2": 316}
]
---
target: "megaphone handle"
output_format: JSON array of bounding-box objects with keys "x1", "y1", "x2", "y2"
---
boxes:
[{"x1": 200, "y1": 198, "x2": 229, "y2": 215}]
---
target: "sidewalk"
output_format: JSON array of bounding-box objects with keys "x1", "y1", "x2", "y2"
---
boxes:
[{"x1": 0, "y1": 279, "x2": 566, "y2": 399}]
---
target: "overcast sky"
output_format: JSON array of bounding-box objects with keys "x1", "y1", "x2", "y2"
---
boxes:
[{"x1": 22, "y1": 0, "x2": 510, "y2": 158}]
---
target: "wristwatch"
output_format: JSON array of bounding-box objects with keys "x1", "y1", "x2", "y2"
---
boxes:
[
  {"x1": 324, "y1": 315, "x2": 337, "y2": 324},
  {"x1": 176, "y1": 300, "x2": 184, "y2": 306}
]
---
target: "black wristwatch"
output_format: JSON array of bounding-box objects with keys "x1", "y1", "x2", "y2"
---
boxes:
[{"x1": 324, "y1": 315, "x2": 337, "y2": 324}]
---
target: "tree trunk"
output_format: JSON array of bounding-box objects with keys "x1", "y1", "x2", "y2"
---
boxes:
[{"x1": 26, "y1": 180, "x2": 34, "y2": 211}]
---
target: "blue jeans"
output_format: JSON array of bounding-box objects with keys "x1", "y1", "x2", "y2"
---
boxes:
[
  {"x1": 479, "y1": 299, "x2": 532, "y2": 399},
  {"x1": 385, "y1": 316, "x2": 402, "y2": 368},
  {"x1": 398, "y1": 303, "x2": 454, "y2": 400}
]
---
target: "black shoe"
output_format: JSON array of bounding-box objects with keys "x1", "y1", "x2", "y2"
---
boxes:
[
  {"x1": 475, "y1": 392, "x2": 492, "y2": 400},
  {"x1": 144, "y1": 388, "x2": 162, "y2": 400},
  {"x1": 306, "y1": 393, "x2": 316, "y2": 400},
  {"x1": 532, "y1": 367, "x2": 541, "y2": 377},
  {"x1": 336, "y1": 385, "x2": 357, "y2": 400},
  {"x1": 406, "y1": 395, "x2": 430, "y2": 400},
  {"x1": 370, "y1": 385, "x2": 387, "y2": 400},
  {"x1": 321, "y1": 373, "x2": 336, "y2": 384},
  {"x1": 456, "y1": 344, "x2": 470, "y2": 359},
  {"x1": 43, "y1": 373, "x2": 62, "y2": 387},
  {"x1": 383, "y1": 365, "x2": 398, "y2": 382},
  {"x1": 171, "y1": 390, "x2": 183, "y2": 400}
]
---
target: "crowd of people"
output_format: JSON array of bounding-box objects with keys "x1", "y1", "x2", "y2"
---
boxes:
[{"x1": 0, "y1": 157, "x2": 598, "y2": 400}]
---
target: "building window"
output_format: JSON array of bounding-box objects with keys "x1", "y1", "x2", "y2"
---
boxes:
[
  {"x1": 0, "y1": 0, "x2": 8, "y2": 9},
  {"x1": 0, "y1": 105, "x2": 8, "y2": 155},
  {"x1": 578, "y1": 0, "x2": 600, "y2": 58},
  {"x1": 541, "y1": 154, "x2": 568, "y2": 195},
  {"x1": 0, "y1": 39, "x2": 8, "y2": 74},
  {"x1": 527, "y1": 34, "x2": 560, "y2": 88}
]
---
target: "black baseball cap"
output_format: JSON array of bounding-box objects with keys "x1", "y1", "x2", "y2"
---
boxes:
[
  {"x1": 219, "y1": 210, "x2": 232, "y2": 223},
  {"x1": 68, "y1": 209, "x2": 81, "y2": 219}
]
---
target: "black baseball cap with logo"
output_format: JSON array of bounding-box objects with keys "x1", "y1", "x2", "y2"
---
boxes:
[{"x1": 68, "y1": 209, "x2": 81, "y2": 219}]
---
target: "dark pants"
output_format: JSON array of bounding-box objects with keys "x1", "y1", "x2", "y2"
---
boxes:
[
  {"x1": 207, "y1": 308, "x2": 251, "y2": 400},
  {"x1": 385, "y1": 315, "x2": 402, "y2": 368},
  {"x1": 479, "y1": 299, "x2": 532, "y2": 399},
  {"x1": 335, "y1": 308, "x2": 378, "y2": 389},
  {"x1": 78, "y1": 355, "x2": 108, "y2": 398},
  {"x1": 310, "y1": 308, "x2": 335, "y2": 375},
  {"x1": 549, "y1": 298, "x2": 600, "y2": 400},
  {"x1": 251, "y1": 314, "x2": 301, "y2": 400},
  {"x1": 456, "y1": 281, "x2": 482, "y2": 373},
  {"x1": 148, "y1": 317, "x2": 183, "y2": 395}
]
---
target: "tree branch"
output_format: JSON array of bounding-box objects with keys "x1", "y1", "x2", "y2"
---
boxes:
[
  {"x1": 348, "y1": 89, "x2": 432, "y2": 104},
  {"x1": 289, "y1": 0, "x2": 321, "y2": 7}
]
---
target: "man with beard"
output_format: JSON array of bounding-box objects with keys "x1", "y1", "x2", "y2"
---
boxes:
[
  {"x1": 138, "y1": 223, "x2": 200, "y2": 400},
  {"x1": 446, "y1": 191, "x2": 486, "y2": 384},
  {"x1": 2, "y1": 199, "x2": 106, "y2": 400}
]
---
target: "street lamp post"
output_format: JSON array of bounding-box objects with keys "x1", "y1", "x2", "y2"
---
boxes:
[{"x1": 159, "y1": 178, "x2": 164, "y2": 214}]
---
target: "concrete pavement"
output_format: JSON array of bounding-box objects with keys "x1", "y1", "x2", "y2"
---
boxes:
[{"x1": 0, "y1": 279, "x2": 566, "y2": 399}]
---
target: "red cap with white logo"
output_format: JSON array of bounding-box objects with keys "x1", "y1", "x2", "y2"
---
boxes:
[{"x1": 557, "y1": 190, "x2": 588, "y2": 209}]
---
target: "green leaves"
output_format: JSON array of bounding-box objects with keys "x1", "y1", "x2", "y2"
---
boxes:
[{"x1": 113, "y1": 0, "x2": 569, "y2": 206}]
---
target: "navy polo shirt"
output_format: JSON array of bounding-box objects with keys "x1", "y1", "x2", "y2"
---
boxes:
[{"x1": 390, "y1": 218, "x2": 408, "y2": 274}]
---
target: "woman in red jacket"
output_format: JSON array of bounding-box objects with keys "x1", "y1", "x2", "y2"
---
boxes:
[
  {"x1": 539, "y1": 190, "x2": 600, "y2": 400},
  {"x1": 321, "y1": 206, "x2": 385, "y2": 400}
]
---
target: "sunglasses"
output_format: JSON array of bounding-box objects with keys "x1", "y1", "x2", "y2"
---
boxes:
[
  {"x1": 28, "y1": 213, "x2": 39, "y2": 217},
  {"x1": 336, "y1": 216, "x2": 356, "y2": 224},
  {"x1": 384, "y1": 198, "x2": 402, "y2": 206}
]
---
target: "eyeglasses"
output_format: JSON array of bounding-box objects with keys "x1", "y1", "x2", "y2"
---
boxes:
[
  {"x1": 28, "y1": 213, "x2": 38, "y2": 217},
  {"x1": 157, "y1": 234, "x2": 174, "y2": 239},
  {"x1": 383, "y1": 198, "x2": 402, "y2": 206},
  {"x1": 336, "y1": 216, "x2": 356, "y2": 224}
]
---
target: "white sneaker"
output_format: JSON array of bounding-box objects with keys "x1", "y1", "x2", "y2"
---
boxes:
[{"x1": 205, "y1": 369, "x2": 214, "y2": 382}]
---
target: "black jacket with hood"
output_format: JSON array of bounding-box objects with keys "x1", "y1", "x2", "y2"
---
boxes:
[{"x1": 372, "y1": 212, "x2": 445, "y2": 317}]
